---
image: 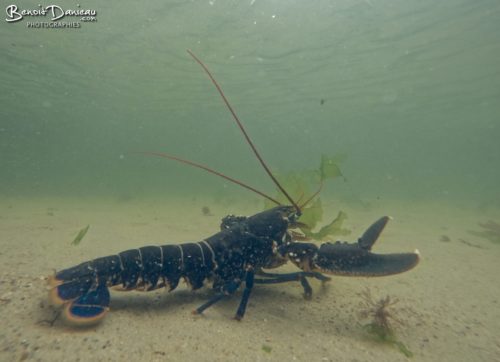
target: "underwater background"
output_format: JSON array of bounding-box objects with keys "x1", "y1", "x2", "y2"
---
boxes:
[
  {"x1": 1, "y1": 1, "x2": 499, "y2": 361},
  {"x1": 1, "y1": 0, "x2": 499, "y2": 208}
]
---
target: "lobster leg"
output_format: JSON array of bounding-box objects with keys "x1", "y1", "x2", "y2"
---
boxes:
[
  {"x1": 235, "y1": 269, "x2": 254, "y2": 320},
  {"x1": 193, "y1": 280, "x2": 241, "y2": 315},
  {"x1": 256, "y1": 270, "x2": 330, "y2": 282},
  {"x1": 193, "y1": 269, "x2": 255, "y2": 320},
  {"x1": 254, "y1": 271, "x2": 330, "y2": 298},
  {"x1": 193, "y1": 294, "x2": 226, "y2": 315}
]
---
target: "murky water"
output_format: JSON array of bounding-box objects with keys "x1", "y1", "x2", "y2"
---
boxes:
[
  {"x1": 2, "y1": 0, "x2": 499, "y2": 204},
  {"x1": 1, "y1": 1, "x2": 499, "y2": 361}
]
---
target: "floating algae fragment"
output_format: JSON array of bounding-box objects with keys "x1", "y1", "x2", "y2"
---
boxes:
[
  {"x1": 319, "y1": 154, "x2": 346, "y2": 181},
  {"x1": 72, "y1": 225, "x2": 90, "y2": 245},
  {"x1": 261, "y1": 344, "x2": 272, "y2": 353}
]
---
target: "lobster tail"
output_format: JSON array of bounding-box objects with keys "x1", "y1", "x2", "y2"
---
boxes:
[
  {"x1": 48, "y1": 242, "x2": 217, "y2": 324},
  {"x1": 49, "y1": 277, "x2": 111, "y2": 324},
  {"x1": 48, "y1": 265, "x2": 111, "y2": 324},
  {"x1": 64, "y1": 286, "x2": 110, "y2": 324}
]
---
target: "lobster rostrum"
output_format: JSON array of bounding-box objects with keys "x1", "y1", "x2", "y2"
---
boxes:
[{"x1": 48, "y1": 51, "x2": 420, "y2": 325}]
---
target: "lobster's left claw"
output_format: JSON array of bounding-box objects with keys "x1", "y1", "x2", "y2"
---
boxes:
[
  {"x1": 316, "y1": 216, "x2": 419, "y2": 276},
  {"x1": 315, "y1": 242, "x2": 419, "y2": 276},
  {"x1": 288, "y1": 216, "x2": 420, "y2": 277}
]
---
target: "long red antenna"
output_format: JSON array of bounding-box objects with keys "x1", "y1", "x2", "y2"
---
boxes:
[
  {"x1": 187, "y1": 49, "x2": 301, "y2": 214},
  {"x1": 300, "y1": 180, "x2": 324, "y2": 209},
  {"x1": 141, "y1": 152, "x2": 281, "y2": 206}
]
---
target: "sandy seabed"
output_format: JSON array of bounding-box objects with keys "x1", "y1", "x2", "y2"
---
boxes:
[{"x1": 0, "y1": 196, "x2": 499, "y2": 362}]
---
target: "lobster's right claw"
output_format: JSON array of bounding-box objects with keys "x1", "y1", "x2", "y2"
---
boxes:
[{"x1": 289, "y1": 216, "x2": 420, "y2": 277}]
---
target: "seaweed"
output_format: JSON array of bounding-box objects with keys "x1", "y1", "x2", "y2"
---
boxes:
[
  {"x1": 467, "y1": 220, "x2": 500, "y2": 244},
  {"x1": 319, "y1": 154, "x2": 346, "y2": 181},
  {"x1": 264, "y1": 155, "x2": 351, "y2": 240},
  {"x1": 71, "y1": 225, "x2": 90, "y2": 246},
  {"x1": 300, "y1": 207, "x2": 351, "y2": 240},
  {"x1": 359, "y1": 289, "x2": 413, "y2": 358},
  {"x1": 261, "y1": 344, "x2": 272, "y2": 353}
]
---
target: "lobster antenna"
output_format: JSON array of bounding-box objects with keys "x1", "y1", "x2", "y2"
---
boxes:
[
  {"x1": 187, "y1": 49, "x2": 301, "y2": 214},
  {"x1": 299, "y1": 180, "x2": 324, "y2": 209},
  {"x1": 140, "y1": 151, "x2": 281, "y2": 206}
]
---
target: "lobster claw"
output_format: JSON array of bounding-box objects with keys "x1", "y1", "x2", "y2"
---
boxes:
[{"x1": 313, "y1": 216, "x2": 420, "y2": 276}]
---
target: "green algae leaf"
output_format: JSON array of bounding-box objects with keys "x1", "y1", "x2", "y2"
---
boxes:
[
  {"x1": 320, "y1": 154, "x2": 344, "y2": 181},
  {"x1": 264, "y1": 154, "x2": 346, "y2": 210},
  {"x1": 299, "y1": 198, "x2": 323, "y2": 231},
  {"x1": 263, "y1": 155, "x2": 351, "y2": 240},
  {"x1": 261, "y1": 344, "x2": 272, "y2": 353},
  {"x1": 364, "y1": 323, "x2": 413, "y2": 358},
  {"x1": 393, "y1": 340, "x2": 413, "y2": 358},
  {"x1": 316, "y1": 210, "x2": 351, "y2": 239},
  {"x1": 301, "y1": 210, "x2": 351, "y2": 240},
  {"x1": 72, "y1": 225, "x2": 90, "y2": 246},
  {"x1": 263, "y1": 172, "x2": 314, "y2": 210}
]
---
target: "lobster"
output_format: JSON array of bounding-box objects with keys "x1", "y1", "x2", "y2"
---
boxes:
[{"x1": 48, "y1": 51, "x2": 419, "y2": 325}]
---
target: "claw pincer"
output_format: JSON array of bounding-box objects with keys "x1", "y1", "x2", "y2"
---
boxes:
[{"x1": 286, "y1": 216, "x2": 420, "y2": 277}]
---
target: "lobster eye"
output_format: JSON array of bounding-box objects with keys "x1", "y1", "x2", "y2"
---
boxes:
[{"x1": 287, "y1": 210, "x2": 300, "y2": 224}]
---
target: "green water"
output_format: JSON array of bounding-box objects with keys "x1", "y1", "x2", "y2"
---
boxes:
[{"x1": 1, "y1": 0, "x2": 499, "y2": 209}]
